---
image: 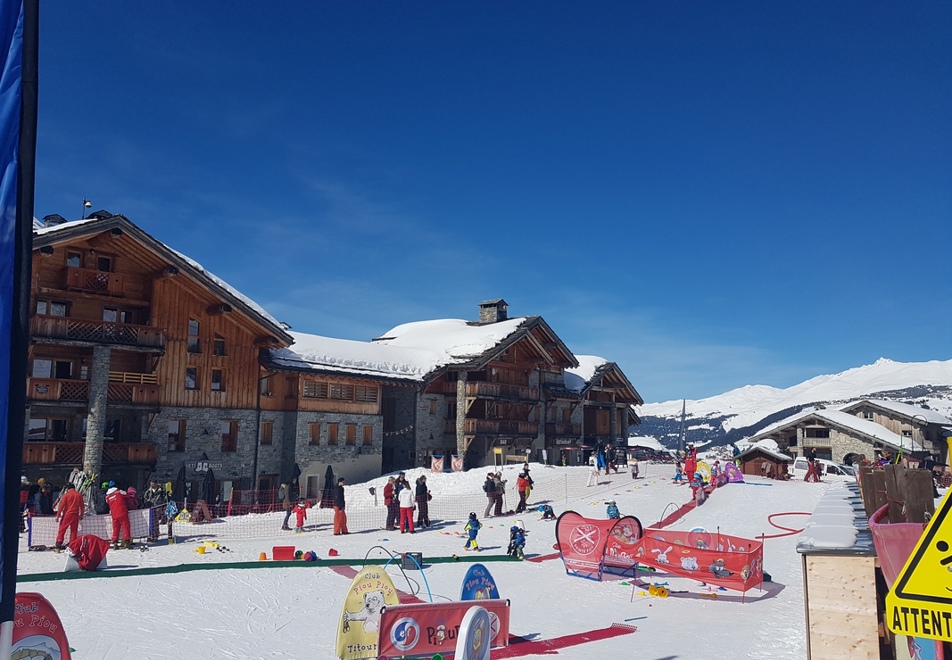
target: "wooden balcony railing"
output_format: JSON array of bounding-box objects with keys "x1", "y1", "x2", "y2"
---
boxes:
[
  {"x1": 438, "y1": 381, "x2": 539, "y2": 401},
  {"x1": 444, "y1": 419, "x2": 540, "y2": 436},
  {"x1": 64, "y1": 266, "x2": 124, "y2": 295},
  {"x1": 802, "y1": 437, "x2": 833, "y2": 447},
  {"x1": 545, "y1": 422, "x2": 580, "y2": 437},
  {"x1": 31, "y1": 315, "x2": 165, "y2": 349},
  {"x1": 22, "y1": 442, "x2": 157, "y2": 466},
  {"x1": 28, "y1": 378, "x2": 160, "y2": 405}
]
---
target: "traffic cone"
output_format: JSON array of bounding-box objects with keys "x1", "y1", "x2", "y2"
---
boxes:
[{"x1": 258, "y1": 552, "x2": 267, "y2": 561}]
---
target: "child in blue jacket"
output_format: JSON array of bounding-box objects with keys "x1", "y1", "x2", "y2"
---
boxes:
[{"x1": 464, "y1": 512, "x2": 482, "y2": 551}]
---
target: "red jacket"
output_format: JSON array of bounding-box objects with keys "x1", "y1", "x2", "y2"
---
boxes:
[
  {"x1": 106, "y1": 489, "x2": 129, "y2": 518},
  {"x1": 383, "y1": 482, "x2": 394, "y2": 506},
  {"x1": 57, "y1": 489, "x2": 84, "y2": 519},
  {"x1": 517, "y1": 476, "x2": 529, "y2": 493}
]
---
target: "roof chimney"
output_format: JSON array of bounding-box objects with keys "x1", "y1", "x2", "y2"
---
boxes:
[
  {"x1": 478, "y1": 299, "x2": 508, "y2": 324},
  {"x1": 42, "y1": 213, "x2": 66, "y2": 227}
]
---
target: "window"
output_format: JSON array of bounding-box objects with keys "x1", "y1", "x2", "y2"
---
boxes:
[
  {"x1": 185, "y1": 367, "x2": 199, "y2": 390},
  {"x1": 168, "y1": 420, "x2": 186, "y2": 452},
  {"x1": 327, "y1": 423, "x2": 339, "y2": 445},
  {"x1": 902, "y1": 429, "x2": 913, "y2": 438},
  {"x1": 187, "y1": 319, "x2": 201, "y2": 353},
  {"x1": 362, "y1": 424, "x2": 373, "y2": 446},
  {"x1": 260, "y1": 376, "x2": 274, "y2": 397},
  {"x1": 345, "y1": 424, "x2": 357, "y2": 445},
  {"x1": 221, "y1": 420, "x2": 238, "y2": 452},
  {"x1": 303, "y1": 381, "x2": 328, "y2": 398},
  {"x1": 329, "y1": 383, "x2": 355, "y2": 401},
  {"x1": 260, "y1": 421, "x2": 273, "y2": 446},
  {"x1": 27, "y1": 417, "x2": 69, "y2": 441},
  {"x1": 104, "y1": 419, "x2": 121, "y2": 440},
  {"x1": 32, "y1": 359, "x2": 52, "y2": 379},
  {"x1": 66, "y1": 251, "x2": 81, "y2": 268},
  {"x1": 211, "y1": 369, "x2": 225, "y2": 392},
  {"x1": 36, "y1": 300, "x2": 68, "y2": 317},
  {"x1": 382, "y1": 397, "x2": 397, "y2": 432},
  {"x1": 102, "y1": 308, "x2": 118, "y2": 323},
  {"x1": 213, "y1": 333, "x2": 226, "y2": 357},
  {"x1": 863, "y1": 411, "x2": 874, "y2": 420},
  {"x1": 355, "y1": 385, "x2": 378, "y2": 403},
  {"x1": 805, "y1": 428, "x2": 830, "y2": 438},
  {"x1": 96, "y1": 255, "x2": 112, "y2": 272},
  {"x1": 429, "y1": 399, "x2": 436, "y2": 415},
  {"x1": 309, "y1": 422, "x2": 321, "y2": 446}
]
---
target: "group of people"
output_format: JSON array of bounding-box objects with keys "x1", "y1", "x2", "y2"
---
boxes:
[
  {"x1": 482, "y1": 462, "x2": 534, "y2": 517},
  {"x1": 381, "y1": 472, "x2": 432, "y2": 534}
]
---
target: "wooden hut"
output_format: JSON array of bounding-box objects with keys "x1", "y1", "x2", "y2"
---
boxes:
[{"x1": 737, "y1": 446, "x2": 792, "y2": 479}]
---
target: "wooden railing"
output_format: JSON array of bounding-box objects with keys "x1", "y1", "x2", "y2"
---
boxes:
[
  {"x1": 64, "y1": 266, "x2": 124, "y2": 295},
  {"x1": 22, "y1": 442, "x2": 157, "y2": 466},
  {"x1": 109, "y1": 371, "x2": 158, "y2": 384},
  {"x1": 438, "y1": 381, "x2": 538, "y2": 401},
  {"x1": 802, "y1": 437, "x2": 833, "y2": 447},
  {"x1": 27, "y1": 378, "x2": 160, "y2": 405},
  {"x1": 31, "y1": 315, "x2": 165, "y2": 349},
  {"x1": 464, "y1": 419, "x2": 538, "y2": 435}
]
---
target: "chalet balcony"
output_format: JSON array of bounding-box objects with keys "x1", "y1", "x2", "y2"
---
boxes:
[
  {"x1": 444, "y1": 419, "x2": 538, "y2": 436},
  {"x1": 802, "y1": 437, "x2": 833, "y2": 447},
  {"x1": 64, "y1": 265, "x2": 124, "y2": 296},
  {"x1": 32, "y1": 315, "x2": 165, "y2": 350},
  {"x1": 22, "y1": 441, "x2": 157, "y2": 466},
  {"x1": 546, "y1": 422, "x2": 581, "y2": 437},
  {"x1": 28, "y1": 377, "x2": 161, "y2": 405},
  {"x1": 438, "y1": 381, "x2": 539, "y2": 401}
]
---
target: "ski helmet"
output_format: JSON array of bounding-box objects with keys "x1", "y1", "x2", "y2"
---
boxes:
[{"x1": 469, "y1": 512, "x2": 477, "y2": 520}]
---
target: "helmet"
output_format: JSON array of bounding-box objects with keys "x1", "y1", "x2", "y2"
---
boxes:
[
  {"x1": 537, "y1": 505, "x2": 546, "y2": 512},
  {"x1": 127, "y1": 487, "x2": 137, "y2": 496},
  {"x1": 510, "y1": 526, "x2": 519, "y2": 532},
  {"x1": 101, "y1": 481, "x2": 109, "y2": 489},
  {"x1": 109, "y1": 481, "x2": 116, "y2": 487},
  {"x1": 469, "y1": 512, "x2": 477, "y2": 520}
]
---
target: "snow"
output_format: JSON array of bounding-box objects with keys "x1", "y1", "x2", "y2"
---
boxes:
[
  {"x1": 16, "y1": 464, "x2": 840, "y2": 659},
  {"x1": 564, "y1": 356, "x2": 608, "y2": 392},
  {"x1": 639, "y1": 357, "x2": 952, "y2": 431},
  {"x1": 750, "y1": 407, "x2": 924, "y2": 453}
]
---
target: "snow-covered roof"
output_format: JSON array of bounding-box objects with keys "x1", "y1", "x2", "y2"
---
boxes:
[
  {"x1": 843, "y1": 399, "x2": 952, "y2": 425},
  {"x1": 564, "y1": 355, "x2": 608, "y2": 392},
  {"x1": 749, "y1": 406, "x2": 923, "y2": 453},
  {"x1": 737, "y1": 445, "x2": 793, "y2": 462},
  {"x1": 271, "y1": 318, "x2": 532, "y2": 381}
]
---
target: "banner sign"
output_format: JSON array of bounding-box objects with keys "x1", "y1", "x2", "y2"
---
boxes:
[
  {"x1": 431, "y1": 455, "x2": 443, "y2": 473},
  {"x1": 336, "y1": 565, "x2": 400, "y2": 659},
  {"x1": 377, "y1": 599, "x2": 510, "y2": 658},
  {"x1": 603, "y1": 515, "x2": 643, "y2": 571},
  {"x1": 12, "y1": 592, "x2": 71, "y2": 659},
  {"x1": 460, "y1": 563, "x2": 499, "y2": 601},
  {"x1": 452, "y1": 455, "x2": 464, "y2": 472},
  {"x1": 555, "y1": 511, "x2": 623, "y2": 580},
  {"x1": 635, "y1": 527, "x2": 764, "y2": 592}
]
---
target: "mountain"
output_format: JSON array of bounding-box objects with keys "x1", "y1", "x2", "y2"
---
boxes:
[{"x1": 635, "y1": 358, "x2": 952, "y2": 449}]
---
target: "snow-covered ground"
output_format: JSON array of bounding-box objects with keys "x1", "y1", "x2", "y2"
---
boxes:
[{"x1": 16, "y1": 463, "x2": 843, "y2": 659}]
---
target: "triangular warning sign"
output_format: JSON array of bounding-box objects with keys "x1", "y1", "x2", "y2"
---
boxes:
[{"x1": 886, "y1": 488, "x2": 952, "y2": 641}]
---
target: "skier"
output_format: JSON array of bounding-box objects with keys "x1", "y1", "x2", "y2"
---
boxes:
[
  {"x1": 397, "y1": 481, "x2": 415, "y2": 534},
  {"x1": 538, "y1": 504, "x2": 556, "y2": 521},
  {"x1": 293, "y1": 498, "x2": 308, "y2": 533},
  {"x1": 463, "y1": 512, "x2": 482, "y2": 551},
  {"x1": 508, "y1": 525, "x2": 526, "y2": 560},
  {"x1": 54, "y1": 482, "x2": 84, "y2": 551},
  {"x1": 606, "y1": 500, "x2": 620, "y2": 520},
  {"x1": 630, "y1": 459, "x2": 640, "y2": 480},
  {"x1": 106, "y1": 485, "x2": 134, "y2": 549}
]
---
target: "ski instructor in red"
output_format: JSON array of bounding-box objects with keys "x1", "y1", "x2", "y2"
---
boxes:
[
  {"x1": 106, "y1": 485, "x2": 134, "y2": 549},
  {"x1": 54, "y1": 481, "x2": 84, "y2": 551}
]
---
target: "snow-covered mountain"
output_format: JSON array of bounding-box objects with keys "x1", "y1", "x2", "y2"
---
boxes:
[{"x1": 636, "y1": 358, "x2": 952, "y2": 449}]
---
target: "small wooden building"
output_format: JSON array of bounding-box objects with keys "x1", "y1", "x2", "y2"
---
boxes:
[{"x1": 737, "y1": 446, "x2": 792, "y2": 479}]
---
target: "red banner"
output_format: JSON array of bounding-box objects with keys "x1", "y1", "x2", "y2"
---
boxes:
[
  {"x1": 431, "y1": 455, "x2": 444, "y2": 473},
  {"x1": 603, "y1": 515, "x2": 643, "y2": 570},
  {"x1": 555, "y1": 511, "x2": 621, "y2": 579},
  {"x1": 452, "y1": 455, "x2": 464, "y2": 472},
  {"x1": 12, "y1": 592, "x2": 72, "y2": 659},
  {"x1": 377, "y1": 599, "x2": 510, "y2": 657},
  {"x1": 634, "y1": 527, "x2": 764, "y2": 592}
]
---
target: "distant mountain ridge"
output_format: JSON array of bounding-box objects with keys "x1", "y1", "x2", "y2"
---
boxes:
[{"x1": 636, "y1": 358, "x2": 952, "y2": 449}]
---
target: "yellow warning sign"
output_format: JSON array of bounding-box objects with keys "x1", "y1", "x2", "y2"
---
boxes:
[{"x1": 886, "y1": 489, "x2": 952, "y2": 641}]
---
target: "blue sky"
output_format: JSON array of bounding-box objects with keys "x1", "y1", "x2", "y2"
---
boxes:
[{"x1": 34, "y1": 3, "x2": 952, "y2": 403}]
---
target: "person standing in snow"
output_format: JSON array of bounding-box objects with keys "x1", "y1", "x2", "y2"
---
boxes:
[
  {"x1": 333, "y1": 477, "x2": 349, "y2": 535},
  {"x1": 482, "y1": 472, "x2": 497, "y2": 518},
  {"x1": 515, "y1": 472, "x2": 530, "y2": 513},
  {"x1": 383, "y1": 476, "x2": 398, "y2": 531},
  {"x1": 293, "y1": 498, "x2": 308, "y2": 533},
  {"x1": 493, "y1": 472, "x2": 507, "y2": 516},
  {"x1": 54, "y1": 482, "x2": 84, "y2": 551},
  {"x1": 106, "y1": 485, "x2": 133, "y2": 549},
  {"x1": 463, "y1": 512, "x2": 482, "y2": 551},
  {"x1": 398, "y1": 481, "x2": 415, "y2": 533},
  {"x1": 414, "y1": 475, "x2": 430, "y2": 529}
]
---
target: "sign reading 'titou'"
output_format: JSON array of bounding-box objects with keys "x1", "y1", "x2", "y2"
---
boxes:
[{"x1": 886, "y1": 488, "x2": 952, "y2": 641}]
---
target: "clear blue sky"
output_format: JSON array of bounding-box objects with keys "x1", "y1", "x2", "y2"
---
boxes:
[{"x1": 34, "y1": 2, "x2": 952, "y2": 403}]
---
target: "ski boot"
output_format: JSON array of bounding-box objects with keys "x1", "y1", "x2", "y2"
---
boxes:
[{"x1": 121, "y1": 539, "x2": 134, "y2": 550}]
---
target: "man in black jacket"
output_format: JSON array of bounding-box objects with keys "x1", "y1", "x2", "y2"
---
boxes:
[
  {"x1": 333, "y1": 477, "x2": 348, "y2": 535},
  {"x1": 482, "y1": 473, "x2": 497, "y2": 518}
]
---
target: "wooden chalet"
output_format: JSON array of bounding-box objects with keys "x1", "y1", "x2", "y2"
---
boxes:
[
  {"x1": 737, "y1": 445, "x2": 792, "y2": 479},
  {"x1": 28, "y1": 212, "x2": 292, "y2": 494},
  {"x1": 838, "y1": 399, "x2": 951, "y2": 459}
]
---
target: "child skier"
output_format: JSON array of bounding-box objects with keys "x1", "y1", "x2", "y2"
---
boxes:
[
  {"x1": 463, "y1": 512, "x2": 482, "y2": 551},
  {"x1": 538, "y1": 504, "x2": 555, "y2": 520},
  {"x1": 508, "y1": 525, "x2": 526, "y2": 560},
  {"x1": 293, "y1": 498, "x2": 308, "y2": 533},
  {"x1": 606, "y1": 500, "x2": 620, "y2": 520},
  {"x1": 674, "y1": 461, "x2": 685, "y2": 484}
]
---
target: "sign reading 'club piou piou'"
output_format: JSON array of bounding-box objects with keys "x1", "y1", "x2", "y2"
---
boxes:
[{"x1": 886, "y1": 489, "x2": 952, "y2": 641}]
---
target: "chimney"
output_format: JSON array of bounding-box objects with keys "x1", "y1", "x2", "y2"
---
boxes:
[
  {"x1": 478, "y1": 299, "x2": 509, "y2": 324},
  {"x1": 42, "y1": 213, "x2": 67, "y2": 227}
]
